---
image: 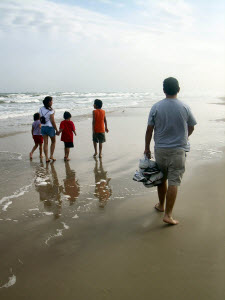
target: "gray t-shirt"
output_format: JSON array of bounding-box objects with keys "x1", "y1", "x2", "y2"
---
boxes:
[{"x1": 148, "y1": 98, "x2": 197, "y2": 151}]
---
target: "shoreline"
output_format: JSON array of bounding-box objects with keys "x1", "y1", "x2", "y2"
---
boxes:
[{"x1": 1, "y1": 94, "x2": 224, "y2": 138}]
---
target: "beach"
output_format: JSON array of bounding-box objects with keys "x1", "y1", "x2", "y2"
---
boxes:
[{"x1": 0, "y1": 97, "x2": 225, "y2": 299}]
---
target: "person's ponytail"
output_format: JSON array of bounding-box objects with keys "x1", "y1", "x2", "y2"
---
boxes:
[{"x1": 43, "y1": 96, "x2": 53, "y2": 110}]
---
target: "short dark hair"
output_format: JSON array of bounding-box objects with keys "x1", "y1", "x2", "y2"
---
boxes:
[
  {"x1": 43, "y1": 96, "x2": 53, "y2": 109},
  {"x1": 94, "y1": 99, "x2": 102, "y2": 109},
  {"x1": 63, "y1": 111, "x2": 71, "y2": 119},
  {"x1": 33, "y1": 112, "x2": 40, "y2": 121},
  {"x1": 163, "y1": 77, "x2": 180, "y2": 96}
]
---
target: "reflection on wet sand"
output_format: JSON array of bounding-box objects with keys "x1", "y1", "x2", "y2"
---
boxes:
[
  {"x1": 93, "y1": 158, "x2": 112, "y2": 208},
  {"x1": 35, "y1": 162, "x2": 63, "y2": 219},
  {"x1": 63, "y1": 162, "x2": 80, "y2": 205}
]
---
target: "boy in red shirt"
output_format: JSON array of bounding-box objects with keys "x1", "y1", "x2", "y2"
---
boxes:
[
  {"x1": 59, "y1": 111, "x2": 76, "y2": 161},
  {"x1": 92, "y1": 99, "x2": 109, "y2": 158}
]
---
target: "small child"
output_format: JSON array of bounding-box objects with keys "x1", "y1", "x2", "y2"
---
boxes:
[
  {"x1": 30, "y1": 113, "x2": 43, "y2": 159},
  {"x1": 59, "y1": 111, "x2": 76, "y2": 161},
  {"x1": 92, "y1": 99, "x2": 109, "y2": 158}
]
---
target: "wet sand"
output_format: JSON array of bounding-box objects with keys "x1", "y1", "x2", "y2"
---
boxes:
[{"x1": 0, "y1": 107, "x2": 225, "y2": 299}]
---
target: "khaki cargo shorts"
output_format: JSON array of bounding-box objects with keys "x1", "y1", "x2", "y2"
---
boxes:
[{"x1": 154, "y1": 148, "x2": 186, "y2": 186}]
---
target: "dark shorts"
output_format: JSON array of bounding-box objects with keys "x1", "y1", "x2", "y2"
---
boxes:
[
  {"x1": 33, "y1": 135, "x2": 43, "y2": 144},
  {"x1": 93, "y1": 132, "x2": 106, "y2": 143},
  {"x1": 41, "y1": 126, "x2": 55, "y2": 137},
  {"x1": 154, "y1": 148, "x2": 186, "y2": 186},
  {"x1": 64, "y1": 142, "x2": 74, "y2": 148}
]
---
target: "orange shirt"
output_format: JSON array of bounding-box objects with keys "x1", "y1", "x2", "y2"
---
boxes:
[{"x1": 94, "y1": 109, "x2": 105, "y2": 133}]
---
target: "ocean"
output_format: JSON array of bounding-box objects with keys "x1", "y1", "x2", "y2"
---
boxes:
[
  {"x1": 0, "y1": 92, "x2": 155, "y2": 136},
  {"x1": 0, "y1": 91, "x2": 224, "y2": 128},
  {"x1": 0, "y1": 91, "x2": 224, "y2": 160}
]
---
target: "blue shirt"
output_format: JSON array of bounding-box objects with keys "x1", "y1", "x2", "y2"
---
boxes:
[{"x1": 148, "y1": 98, "x2": 197, "y2": 151}]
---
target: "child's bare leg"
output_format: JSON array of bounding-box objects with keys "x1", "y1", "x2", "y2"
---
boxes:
[
  {"x1": 43, "y1": 135, "x2": 49, "y2": 162},
  {"x1": 50, "y1": 136, "x2": 56, "y2": 161},
  {"x1": 64, "y1": 147, "x2": 67, "y2": 160},
  {"x1": 65, "y1": 148, "x2": 70, "y2": 161},
  {"x1": 99, "y1": 143, "x2": 102, "y2": 158},
  {"x1": 93, "y1": 142, "x2": 98, "y2": 156},
  {"x1": 39, "y1": 144, "x2": 43, "y2": 158},
  {"x1": 30, "y1": 143, "x2": 38, "y2": 159}
]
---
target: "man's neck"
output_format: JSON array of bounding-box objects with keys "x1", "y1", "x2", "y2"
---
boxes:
[{"x1": 165, "y1": 94, "x2": 177, "y2": 99}]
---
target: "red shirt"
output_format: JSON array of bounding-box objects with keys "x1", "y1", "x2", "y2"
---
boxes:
[{"x1": 60, "y1": 120, "x2": 75, "y2": 142}]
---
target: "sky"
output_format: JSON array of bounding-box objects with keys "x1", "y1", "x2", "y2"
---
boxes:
[{"x1": 0, "y1": 0, "x2": 224, "y2": 93}]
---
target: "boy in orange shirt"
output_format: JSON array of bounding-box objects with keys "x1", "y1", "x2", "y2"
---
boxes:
[{"x1": 92, "y1": 99, "x2": 109, "y2": 158}]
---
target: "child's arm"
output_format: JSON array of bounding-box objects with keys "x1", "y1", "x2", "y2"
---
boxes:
[
  {"x1": 31, "y1": 125, "x2": 34, "y2": 135},
  {"x1": 58, "y1": 122, "x2": 63, "y2": 135},
  {"x1": 72, "y1": 122, "x2": 76, "y2": 136},
  {"x1": 92, "y1": 111, "x2": 95, "y2": 133},
  {"x1": 104, "y1": 116, "x2": 109, "y2": 133}
]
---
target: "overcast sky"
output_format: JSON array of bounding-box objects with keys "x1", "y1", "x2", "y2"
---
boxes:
[{"x1": 0, "y1": 0, "x2": 224, "y2": 93}]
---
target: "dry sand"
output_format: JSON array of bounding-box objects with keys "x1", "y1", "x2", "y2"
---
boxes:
[{"x1": 0, "y1": 107, "x2": 224, "y2": 300}]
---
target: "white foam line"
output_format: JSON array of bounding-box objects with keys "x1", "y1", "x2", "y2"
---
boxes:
[
  {"x1": 2, "y1": 201, "x2": 12, "y2": 211},
  {"x1": 0, "y1": 218, "x2": 18, "y2": 222},
  {"x1": 42, "y1": 212, "x2": 53, "y2": 216},
  {"x1": 0, "y1": 183, "x2": 32, "y2": 210},
  {"x1": 72, "y1": 214, "x2": 79, "y2": 219},
  {"x1": 45, "y1": 222, "x2": 69, "y2": 245},
  {"x1": 0, "y1": 274, "x2": 16, "y2": 289},
  {"x1": 0, "y1": 151, "x2": 22, "y2": 160},
  {"x1": 45, "y1": 230, "x2": 63, "y2": 245},
  {"x1": 61, "y1": 222, "x2": 69, "y2": 229},
  {"x1": 37, "y1": 182, "x2": 48, "y2": 186}
]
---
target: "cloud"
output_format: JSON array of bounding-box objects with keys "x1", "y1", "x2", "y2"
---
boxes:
[
  {"x1": 0, "y1": 0, "x2": 130, "y2": 43},
  {"x1": 0, "y1": 0, "x2": 224, "y2": 92},
  {"x1": 97, "y1": 0, "x2": 125, "y2": 7},
  {"x1": 135, "y1": 0, "x2": 194, "y2": 31}
]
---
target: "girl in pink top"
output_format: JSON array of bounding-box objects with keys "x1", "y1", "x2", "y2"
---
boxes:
[{"x1": 29, "y1": 113, "x2": 43, "y2": 160}]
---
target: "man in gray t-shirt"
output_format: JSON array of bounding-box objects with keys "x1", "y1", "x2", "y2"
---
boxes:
[{"x1": 145, "y1": 77, "x2": 197, "y2": 225}]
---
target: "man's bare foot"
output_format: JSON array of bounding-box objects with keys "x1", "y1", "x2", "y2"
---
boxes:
[
  {"x1": 40, "y1": 155, "x2": 43, "y2": 158},
  {"x1": 99, "y1": 154, "x2": 102, "y2": 158},
  {"x1": 50, "y1": 157, "x2": 56, "y2": 161},
  {"x1": 29, "y1": 152, "x2": 32, "y2": 160},
  {"x1": 154, "y1": 203, "x2": 164, "y2": 212},
  {"x1": 163, "y1": 215, "x2": 179, "y2": 225},
  {"x1": 65, "y1": 158, "x2": 70, "y2": 161},
  {"x1": 93, "y1": 153, "x2": 97, "y2": 157}
]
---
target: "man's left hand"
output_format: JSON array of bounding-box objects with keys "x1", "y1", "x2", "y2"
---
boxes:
[{"x1": 144, "y1": 149, "x2": 151, "y2": 159}]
